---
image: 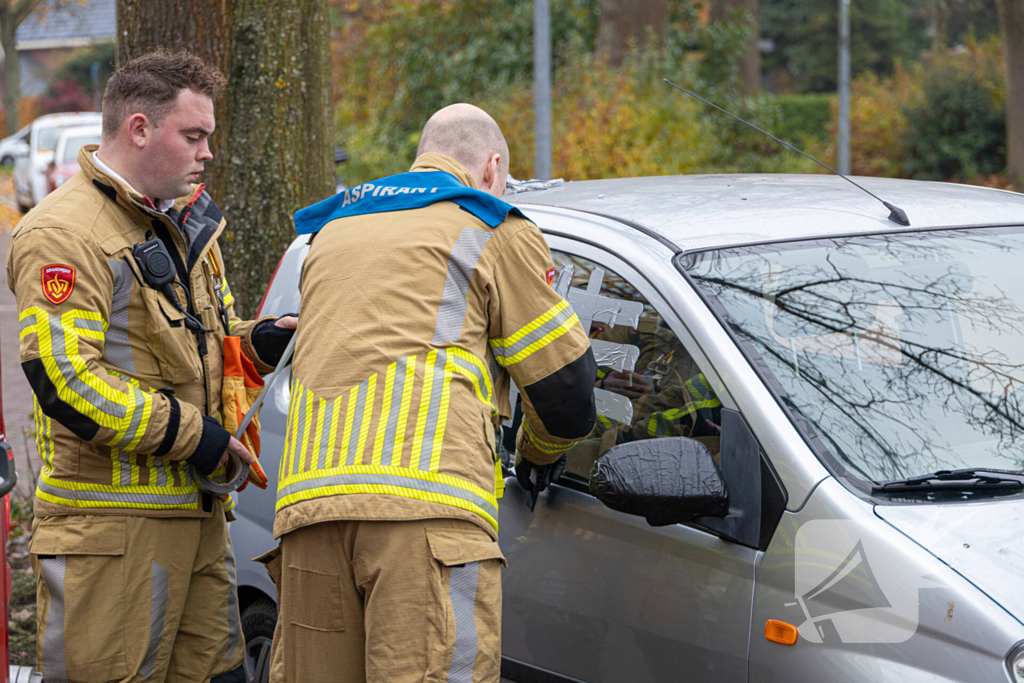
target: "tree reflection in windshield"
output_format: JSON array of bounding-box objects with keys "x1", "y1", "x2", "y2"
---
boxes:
[{"x1": 685, "y1": 229, "x2": 1024, "y2": 483}]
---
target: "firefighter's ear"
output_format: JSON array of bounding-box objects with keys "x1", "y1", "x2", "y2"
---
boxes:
[
  {"x1": 482, "y1": 152, "x2": 503, "y2": 198},
  {"x1": 126, "y1": 113, "x2": 151, "y2": 149}
]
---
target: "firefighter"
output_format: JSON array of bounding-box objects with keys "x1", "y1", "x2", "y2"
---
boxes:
[
  {"x1": 6, "y1": 50, "x2": 295, "y2": 683},
  {"x1": 263, "y1": 103, "x2": 597, "y2": 682}
]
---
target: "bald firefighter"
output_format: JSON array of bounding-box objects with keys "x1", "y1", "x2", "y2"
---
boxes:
[
  {"x1": 7, "y1": 51, "x2": 296, "y2": 683},
  {"x1": 265, "y1": 104, "x2": 597, "y2": 682}
]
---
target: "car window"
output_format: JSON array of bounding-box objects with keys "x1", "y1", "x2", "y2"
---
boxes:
[
  {"x1": 61, "y1": 134, "x2": 100, "y2": 162},
  {"x1": 550, "y1": 251, "x2": 724, "y2": 481},
  {"x1": 37, "y1": 126, "x2": 67, "y2": 151}
]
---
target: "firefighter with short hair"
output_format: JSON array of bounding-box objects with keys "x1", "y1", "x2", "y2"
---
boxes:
[
  {"x1": 265, "y1": 103, "x2": 597, "y2": 683},
  {"x1": 7, "y1": 50, "x2": 295, "y2": 683}
]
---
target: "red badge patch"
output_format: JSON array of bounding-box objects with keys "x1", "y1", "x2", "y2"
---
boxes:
[
  {"x1": 546, "y1": 267, "x2": 555, "y2": 287},
  {"x1": 41, "y1": 264, "x2": 75, "y2": 305}
]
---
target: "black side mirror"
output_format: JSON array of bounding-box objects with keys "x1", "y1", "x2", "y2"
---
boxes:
[
  {"x1": 0, "y1": 441, "x2": 18, "y2": 498},
  {"x1": 589, "y1": 437, "x2": 728, "y2": 526}
]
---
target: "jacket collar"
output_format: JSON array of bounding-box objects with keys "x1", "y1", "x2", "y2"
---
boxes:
[{"x1": 410, "y1": 153, "x2": 477, "y2": 188}]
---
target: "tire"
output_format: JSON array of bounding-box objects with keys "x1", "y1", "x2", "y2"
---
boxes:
[
  {"x1": 1, "y1": 156, "x2": 13, "y2": 166},
  {"x1": 17, "y1": 202, "x2": 29, "y2": 214},
  {"x1": 241, "y1": 598, "x2": 277, "y2": 683}
]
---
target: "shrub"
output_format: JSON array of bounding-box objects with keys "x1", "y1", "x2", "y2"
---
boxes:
[{"x1": 903, "y1": 38, "x2": 1005, "y2": 181}]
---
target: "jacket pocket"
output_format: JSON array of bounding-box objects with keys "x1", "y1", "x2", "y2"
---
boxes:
[
  {"x1": 140, "y1": 287, "x2": 201, "y2": 384},
  {"x1": 31, "y1": 517, "x2": 129, "y2": 683},
  {"x1": 426, "y1": 528, "x2": 506, "y2": 568},
  {"x1": 283, "y1": 563, "x2": 346, "y2": 632}
]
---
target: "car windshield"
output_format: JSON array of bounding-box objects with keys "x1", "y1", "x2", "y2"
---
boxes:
[
  {"x1": 61, "y1": 134, "x2": 100, "y2": 162},
  {"x1": 684, "y1": 227, "x2": 1024, "y2": 485}
]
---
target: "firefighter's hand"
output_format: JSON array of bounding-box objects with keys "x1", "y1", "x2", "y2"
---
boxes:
[
  {"x1": 217, "y1": 436, "x2": 256, "y2": 470},
  {"x1": 602, "y1": 370, "x2": 652, "y2": 399},
  {"x1": 515, "y1": 452, "x2": 567, "y2": 495},
  {"x1": 274, "y1": 315, "x2": 298, "y2": 330}
]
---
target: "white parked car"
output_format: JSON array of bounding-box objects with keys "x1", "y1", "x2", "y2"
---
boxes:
[
  {"x1": 14, "y1": 112, "x2": 101, "y2": 211},
  {"x1": 46, "y1": 124, "x2": 102, "y2": 193},
  {"x1": 0, "y1": 125, "x2": 30, "y2": 166}
]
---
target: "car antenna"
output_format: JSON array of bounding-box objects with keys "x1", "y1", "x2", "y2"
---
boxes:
[{"x1": 663, "y1": 79, "x2": 910, "y2": 226}]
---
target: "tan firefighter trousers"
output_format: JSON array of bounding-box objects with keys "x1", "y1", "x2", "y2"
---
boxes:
[
  {"x1": 265, "y1": 518, "x2": 504, "y2": 683},
  {"x1": 30, "y1": 510, "x2": 245, "y2": 683}
]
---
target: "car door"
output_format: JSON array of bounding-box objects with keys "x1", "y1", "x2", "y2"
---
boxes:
[{"x1": 498, "y1": 237, "x2": 759, "y2": 683}]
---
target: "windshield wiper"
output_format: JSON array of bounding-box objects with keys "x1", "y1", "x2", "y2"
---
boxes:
[{"x1": 873, "y1": 468, "x2": 1024, "y2": 493}]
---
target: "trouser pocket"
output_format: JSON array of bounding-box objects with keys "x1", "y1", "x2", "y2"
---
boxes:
[{"x1": 31, "y1": 517, "x2": 129, "y2": 683}]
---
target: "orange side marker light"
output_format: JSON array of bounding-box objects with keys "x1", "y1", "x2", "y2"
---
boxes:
[{"x1": 764, "y1": 619, "x2": 799, "y2": 646}]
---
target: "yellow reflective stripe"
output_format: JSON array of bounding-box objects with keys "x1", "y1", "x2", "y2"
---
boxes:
[
  {"x1": 410, "y1": 350, "x2": 438, "y2": 471},
  {"x1": 355, "y1": 374, "x2": 376, "y2": 464},
  {"x1": 306, "y1": 397, "x2": 327, "y2": 474},
  {"x1": 524, "y1": 420, "x2": 575, "y2": 455},
  {"x1": 596, "y1": 414, "x2": 614, "y2": 429},
  {"x1": 685, "y1": 374, "x2": 721, "y2": 409},
  {"x1": 491, "y1": 300, "x2": 568, "y2": 348},
  {"x1": 223, "y1": 285, "x2": 235, "y2": 309},
  {"x1": 325, "y1": 397, "x2": 343, "y2": 469},
  {"x1": 276, "y1": 464, "x2": 499, "y2": 532},
  {"x1": 340, "y1": 383, "x2": 359, "y2": 463},
  {"x1": 490, "y1": 313, "x2": 580, "y2": 367},
  {"x1": 373, "y1": 362, "x2": 398, "y2": 465},
  {"x1": 20, "y1": 308, "x2": 154, "y2": 449},
  {"x1": 287, "y1": 379, "x2": 303, "y2": 476},
  {"x1": 449, "y1": 347, "x2": 495, "y2": 412},
  {"x1": 297, "y1": 387, "x2": 314, "y2": 474},
  {"x1": 229, "y1": 319, "x2": 241, "y2": 333},
  {"x1": 223, "y1": 493, "x2": 235, "y2": 511},
  {"x1": 646, "y1": 403, "x2": 699, "y2": 437},
  {"x1": 391, "y1": 357, "x2": 416, "y2": 464},
  {"x1": 36, "y1": 472, "x2": 199, "y2": 509},
  {"x1": 429, "y1": 354, "x2": 454, "y2": 472}
]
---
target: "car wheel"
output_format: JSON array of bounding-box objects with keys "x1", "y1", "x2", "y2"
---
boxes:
[
  {"x1": 17, "y1": 202, "x2": 29, "y2": 214},
  {"x1": 241, "y1": 598, "x2": 276, "y2": 683},
  {"x1": 1, "y1": 156, "x2": 13, "y2": 166}
]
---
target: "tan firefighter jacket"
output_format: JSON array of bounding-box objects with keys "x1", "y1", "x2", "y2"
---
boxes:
[
  {"x1": 6, "y1": 145, "x2": 273, "y2": 518},
  {"x1": 274, "y1": 154, "x2": 597, "y2": 539}
]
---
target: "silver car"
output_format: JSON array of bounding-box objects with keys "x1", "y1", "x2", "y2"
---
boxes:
[{"x1": 232, "y1": 173, "x2": 1024, "y2": 683}]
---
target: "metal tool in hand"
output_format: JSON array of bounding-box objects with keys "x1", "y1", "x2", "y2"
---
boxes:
[{"x1": 195, "y1": 333, "x2": 297, "y2": 495}]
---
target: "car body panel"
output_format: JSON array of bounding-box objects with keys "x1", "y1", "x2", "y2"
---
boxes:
[
  {"x1": 230, "y1": 174, "x2": 1024, "y2": 682},
  {"x1": 749, "y1": 478, "x2": 1023, "y2": 682}
]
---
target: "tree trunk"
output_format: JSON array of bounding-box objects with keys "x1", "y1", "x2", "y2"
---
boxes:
[
  {"x1": 997, "y1": 0, "x2": 1024, "y2": 187},
  {"x1": 596, "y1": 0, "x2": 668, "y2": 67},
  {"x1": 116, "y1": 0, "x2": 334, "y2": 316},
  {"x1": 2, "y1": 11, "x2": 19, "y2": 135},
  {"x1": 710, "y1": 0, "x2": 760, "y2": 94}
]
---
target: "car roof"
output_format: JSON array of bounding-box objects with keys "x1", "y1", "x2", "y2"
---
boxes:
[
  {"x1": 510, "y1": 174, "x2": 1024, "y2": 252},
  {"x1": 58, "y1": 124, "x2": 102, "y2": 139},
  {"x1": 32, "y1": 112, "x2": 102, "y2": 129}
]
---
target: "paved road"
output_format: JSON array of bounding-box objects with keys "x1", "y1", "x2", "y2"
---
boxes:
[{"x1": 1, "y1": 178, "x2": 40, "y2": 501}]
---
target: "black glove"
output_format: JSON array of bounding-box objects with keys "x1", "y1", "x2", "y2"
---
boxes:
[
  {"x1": 515, "y1": 452, "x2": 567, "y2": 495},
  {"x1": 251, "y1": 312, "x2": 298, "y2": 367}
]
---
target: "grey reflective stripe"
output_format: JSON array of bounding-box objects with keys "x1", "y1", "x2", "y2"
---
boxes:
[
  {"x1": 41, "y1": 557, "x2": 67, "y2": 683},
  {"x1": 140, "y1": 560, "x2": 169, "y2": 679},
  {"x1": 153, "y1": 456, "x2": 167, "y2": 486},
  {"x1": 433, "y1": 228, "x2": 491, "y2": 344},
  {"x1": 346, "y1": 378, "x2": 370, "y2": 466},
  {"x1": 110, "y1": 382, "x2": 147, "y2": 450},
  {"x1": 451, "y1": 354, "x2": 491, "y2": 404},
  {"x1": 490, "y1": 302, "x2": 576, "y2": 361},
  {"x1": 488, "y1": 351, "x2": 500, "y2": 389},
  {"x1": 417, "y1": 350, "x2": 448, "y2": 470},
  {"x1": 73, "y1": 317, "x2": 104, "y2": 333},
  {"x1": 446, "y1": 561, "x2": 480, "y2": 683},
  {"x1": 316, "y1": 398, "x2": 336, "y2": 470},
  {"x1": 37, "y1": 478, "x2": 199, "y2": 506},
  {"x1": 182, "y1": 191, "x2": 212, "y2": 245},
  {"x1": 44, "y1": 313, "x2": 127, "y2": 418},
  {"x1": 117, "y1": 449, "x2": 132, "y2": 486},
  {"x1": 278, "y1": 470, "x2": 498, "y2": 521},
  {"x1": 380, "y1": 356, "x2": 409, "y2": 466},
  {"x1": 106, "y1": 259, "x2": 136, "y2": 373},
  {"x1": 225, "y1": 549, "x2": 240, "y2": 660},
  {"x1": 292, "y1": 388, "x2": 308, "y2": 475}
]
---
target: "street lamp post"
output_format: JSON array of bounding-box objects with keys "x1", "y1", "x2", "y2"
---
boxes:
[
  {"x1": 534, "y1": 0, "x2": 552, "y2": 181},
  {"x1": 838, "y1": 0, "x2": 851, "y2": 175}
]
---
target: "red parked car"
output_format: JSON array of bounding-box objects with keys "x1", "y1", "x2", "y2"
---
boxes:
[
  {"x1": 0, "y1": 326, "x2": 22, "y2": 683},
  {"x1": 45, "y1": 125, "x2": 101, "y2": 195}
]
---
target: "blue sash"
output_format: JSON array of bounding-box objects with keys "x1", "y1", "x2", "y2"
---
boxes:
[{"x1": 294, "y1": 170, "x2": 528, "y2": 236}]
